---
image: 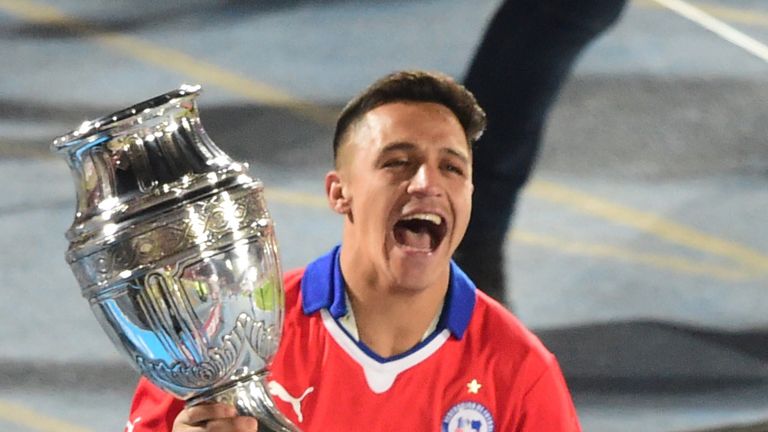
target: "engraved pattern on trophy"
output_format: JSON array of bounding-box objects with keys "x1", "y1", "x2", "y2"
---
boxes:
[
  {"x1": 71, "y1": 191, "x2": 272, "y2": 293},
  {"x1": 135, "y1": 311, "x2": 279, "y2": 390},
  {"x1": 53, "y1": 85, "x2": 300, "y2": 432}
]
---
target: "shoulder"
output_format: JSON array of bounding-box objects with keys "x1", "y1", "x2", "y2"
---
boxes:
[
  {"x1": 470, "y1": 290, "x2": 550, "y2": 353},
  {"x1": 282, "y1": 267, "x2": 306, "y2": 308},
  {"x1": 468, "y1": 290, "x2": 559, "y2": 381},
  {"x1": 468, "y1": 292, "x2": 580, "y2": 429}
]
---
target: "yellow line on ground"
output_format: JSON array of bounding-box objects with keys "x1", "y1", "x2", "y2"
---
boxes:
[
  {"x1": 635, "y1": 0, "x2": 768, "y2": 28},
  {"x1": 0, "y1": 400, "x2": 93, "y2": 432},
  {"x1": 0, "y1": 0, "x2": 337, "y2": 125},
  {"x1": 97, "y1": 34, "x2": 338, "y2": 125},
  {"x1": 527, "y1": 180, "x2": 768, "y2": 273},
  {"x1": 512, "y1": 230, "x2": 755, "y2": 282},
  {"x1": 0, "y1": 0, "x2": 63, "y2": 21}
]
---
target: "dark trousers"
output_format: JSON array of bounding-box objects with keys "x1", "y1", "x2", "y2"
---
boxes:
[{"x1": 456, "y1": 0, "x2": 628, "y2": 303}]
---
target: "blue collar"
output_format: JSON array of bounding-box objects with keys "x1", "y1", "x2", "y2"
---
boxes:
[{"x1": 301, "y1": 245, "x2": 476, "y2": 339}]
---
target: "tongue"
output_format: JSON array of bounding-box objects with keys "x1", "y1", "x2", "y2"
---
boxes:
[{"x1": 394, "y1": 224, "x2": 432, "y2": 250}]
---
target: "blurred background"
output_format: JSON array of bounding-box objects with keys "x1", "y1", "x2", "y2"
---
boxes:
[{"x1": 1, "y1": 0, "x2": 767, "y2": 431}]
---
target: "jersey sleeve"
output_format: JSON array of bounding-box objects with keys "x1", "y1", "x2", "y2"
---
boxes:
[
  {"x1": 125, "y1": 377, "x2": 184, "y2": 432},
  {"x1": 515, "y1": 354, "x2": 582, "y2": 432}
]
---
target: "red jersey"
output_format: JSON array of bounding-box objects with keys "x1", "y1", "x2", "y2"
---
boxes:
[{"x1": 126, "y1": 246, "x2": 580, "y2": 432}]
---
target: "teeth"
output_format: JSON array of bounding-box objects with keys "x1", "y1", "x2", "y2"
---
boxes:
[{"x1": 402, "y1": 213, "x2": 442, "y2": 225}]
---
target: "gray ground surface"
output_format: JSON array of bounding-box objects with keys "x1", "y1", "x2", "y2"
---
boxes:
[{"x1": 1, "y1": 0, "x2": 767, "y2": 431}]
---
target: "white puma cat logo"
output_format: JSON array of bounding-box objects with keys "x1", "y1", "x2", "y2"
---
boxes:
[
  {"x1": 125, "y1": 417, "x2": 141, "y2": 432},
  {"x1": 268, "y1": 381, "x2": 314, "y2": 423}
]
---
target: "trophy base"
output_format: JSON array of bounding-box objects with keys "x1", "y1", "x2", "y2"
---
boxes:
[{"x1": 187, "y1": 373, "x2": 300, "y2": 432}]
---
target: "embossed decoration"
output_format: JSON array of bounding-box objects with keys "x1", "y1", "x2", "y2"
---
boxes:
[
  {"x1": 73, "y1": 192, "x2": 271, "y2": 291},
  {"x1": 136, "y1": 313, "x2": 277, "y2": 390}
]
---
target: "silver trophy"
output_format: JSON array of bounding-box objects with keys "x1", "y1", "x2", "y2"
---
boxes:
[{"x1": 52, "y1": 85, "x2": 299, "y2": 432}]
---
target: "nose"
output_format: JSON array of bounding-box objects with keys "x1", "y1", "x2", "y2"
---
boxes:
[{"x1": 407, "y1": 163, "x2": 443, "y2": 197}]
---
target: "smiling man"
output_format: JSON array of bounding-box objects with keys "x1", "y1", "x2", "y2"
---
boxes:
[{"x1": 126, "y1": 71, "x2": 581, "y2": 432}]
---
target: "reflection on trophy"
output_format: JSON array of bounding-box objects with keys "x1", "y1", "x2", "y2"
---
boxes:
[{"x1": 52, "y1": 85, "x2": 299, "y2": 432}]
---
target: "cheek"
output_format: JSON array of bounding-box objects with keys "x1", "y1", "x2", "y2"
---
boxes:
[
  {"x1": 352, "y1": 188, "x2": 387, "y2": 222},
  {"x1": 454, "y1": 187, "x2": 474, "y2": 225},
  {"x1": 457, "y1": 181, "x2": 473, "y2": 205}
]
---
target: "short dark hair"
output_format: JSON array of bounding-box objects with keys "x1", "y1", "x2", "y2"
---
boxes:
[{"x1": 333, "y1": 70, "x2": 486, "y2": 163}]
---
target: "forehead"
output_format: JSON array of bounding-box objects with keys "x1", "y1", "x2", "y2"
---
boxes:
[{"x1": 352, "y1": 101, "x2": 469, "y2": 153}]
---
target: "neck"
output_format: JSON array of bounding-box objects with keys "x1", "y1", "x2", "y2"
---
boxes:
[
  {"x1": 347, "y1": 286, "x2": 445, "y2": 357},
  {"x1": 346, "y1": 287, "x2": 445, "y2": 357},
  {"x1": 339, "y1": 247, "x2": 449, "y2": 358}
]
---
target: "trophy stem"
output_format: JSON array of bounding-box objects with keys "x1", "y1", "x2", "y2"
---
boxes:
[{"x1": 187, "y1": 372, "x2": 300, "y2": 432}]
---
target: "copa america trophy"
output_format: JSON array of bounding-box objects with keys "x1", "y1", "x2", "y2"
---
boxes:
[{"x1": 52, "y1": 85, "x2": 299, "y2": 432}]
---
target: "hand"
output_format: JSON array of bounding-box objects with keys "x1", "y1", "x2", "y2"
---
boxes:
[{"x1": 173, "y1": 403, "x2": 259, "y2": 432}]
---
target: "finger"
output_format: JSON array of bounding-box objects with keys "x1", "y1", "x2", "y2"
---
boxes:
[
  {"x1": 232, "y1": 416, "x2": 259, "y2": 431},
  {"x1": 176, "y1": 403, "x2": 238, "y2": 426},
  {"x1": 206, "y1": 416, "x2": 259, "y2": 432},
  {"x1": 172, "y1": 423, "x2": 206, "y2": 432},
  {"x1": 171, "y1": 413, "x2": 207, "y2": 432}
]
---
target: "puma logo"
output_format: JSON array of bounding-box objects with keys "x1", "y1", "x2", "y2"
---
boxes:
[
  {"x1": 268, "y1": 381, "x2": 314, "y2": 423},
  {"x1": 125, "y1": 417, "x2": 141, "y2": 432}
]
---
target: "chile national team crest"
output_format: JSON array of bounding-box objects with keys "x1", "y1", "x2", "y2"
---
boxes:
[{"x1": 442, "y1": 401, "x2": 495, "y2": 432}]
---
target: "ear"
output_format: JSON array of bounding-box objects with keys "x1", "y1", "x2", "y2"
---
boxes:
[{"x1": 325, "y1": 170, "x2": 351, "y2": 214}]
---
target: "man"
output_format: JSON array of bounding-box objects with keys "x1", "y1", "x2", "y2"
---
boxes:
[{"x1": 126, "y1": 70, "x2": 580, "y2": 431}]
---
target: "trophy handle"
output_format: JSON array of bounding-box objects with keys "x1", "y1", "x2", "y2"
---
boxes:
[{"x1": 188, "y1": 372, "x2": 300, "y2": 432}]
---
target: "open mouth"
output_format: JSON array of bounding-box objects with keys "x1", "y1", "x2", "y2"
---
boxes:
[{"x1": 393, "y1": 212, "x2": 447, "y2": 252}]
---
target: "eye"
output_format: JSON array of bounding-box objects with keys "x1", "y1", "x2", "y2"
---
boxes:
[
  {"x1": 443, "y1": 163, "x2": 465, "y2": 176},
  {"x1": 382, "y1": 159, "x2": 409, "y2": 168}
]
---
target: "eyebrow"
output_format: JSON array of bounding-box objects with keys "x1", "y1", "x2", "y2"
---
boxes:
[
  {"x1": 380, "y1": 141, "x2": 470, "y2": 164},
  {"x1": 444, "y1": 147, "x2": 470, "y2": 165},
  {"x1": 380, "y1": 141, "x2": 416, "y2": 155}
]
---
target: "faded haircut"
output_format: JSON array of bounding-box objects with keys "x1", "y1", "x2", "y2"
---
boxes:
[{"x1": 332, "y1": 70, "x2": 486, "y2": 165}]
